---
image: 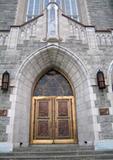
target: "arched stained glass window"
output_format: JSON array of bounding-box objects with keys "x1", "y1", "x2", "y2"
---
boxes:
[
  {"x1": 56, "y1": 0, "x2": 60, "y2": 5},
  {"x1": 33, "y1": 70, "x2": 73, "y2": 96},
  {"x1": 27, "y1": 0, "x2": 43, "y2": 20},
  {"x1": 62, "y1": 0, "x2": 79, "y2": 19},
  {"x1": 26, "y1": 0, "x2": 79, "y2": 21},
  {"x1": 44, "y1": 0, "x2": 49, "y2": 7}
]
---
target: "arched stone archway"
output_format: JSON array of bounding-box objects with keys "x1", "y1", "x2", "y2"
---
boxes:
[
  {"x1": 107, "y1": 60, "x2": 113, "y2": 93},
  {"x1": 107, "y1": 60, "x2": 113, "y2": 116},
  {"x1": 9, "y1": 44, "x2": 95, "y2": 148}
]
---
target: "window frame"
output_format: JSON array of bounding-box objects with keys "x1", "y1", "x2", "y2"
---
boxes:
[
  {"x1": 26, "y1": 0, "x2": 79, "y2": 21},
  {"x1": 63, "y1": 0, "x2": 79, "y2": 20}
]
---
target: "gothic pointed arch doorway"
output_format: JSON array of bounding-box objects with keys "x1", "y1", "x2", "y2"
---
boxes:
[{"x1": 31, "y1": 69, "x2": 77, "y2": 144}]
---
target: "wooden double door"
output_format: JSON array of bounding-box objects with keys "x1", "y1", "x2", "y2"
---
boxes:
[{"x1": 31, "y1": 96, "x2": 76, "y2": 144}]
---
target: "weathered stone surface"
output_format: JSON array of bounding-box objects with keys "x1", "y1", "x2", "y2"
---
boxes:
[
  {"x1": 0, "y1": 133, "x2": 8, "y2": 142},
  {"x1": 97, "y1": 115, "x2": 113, "y2": 123},
  {"x1": 99, "y1": 131, "x2": 113, "y2": 139},
  {"x1": 0, "y1": 0, "x2": 18, "y2": 30},
  {"x1": 0, "y1": 117, "x2": 9, "y2": 124},
  {"x1": 86, "y1": 0, "x2": 113, "y2": 29}
]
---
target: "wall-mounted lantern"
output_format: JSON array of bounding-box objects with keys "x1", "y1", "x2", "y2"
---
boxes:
[
  {"x1": 97, "y1": 70, "x2": 106, "y2": 90},
  {"x1": 1, "y1": 71, "x2": 10, "y2": 91}
]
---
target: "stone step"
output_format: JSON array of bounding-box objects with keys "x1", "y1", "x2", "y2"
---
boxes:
[
  {"x1": 0, "y1": 154, "x2": 113, "y2": 160},
  {"x1": 0, "y1": 150, "x2": 95, "y2": 156},
  {"x1": 15, "y1": 144, "x2": 92, "y2": 149},
  {"x1": 11, "y1": 149, "x2": 113, "y2": 155},
  {"x1": 0, "y1": 145, "x2": 113, "y2": 160},
  {"x1": 1, "y1": 151, "x2": 113, "y2": 157}
]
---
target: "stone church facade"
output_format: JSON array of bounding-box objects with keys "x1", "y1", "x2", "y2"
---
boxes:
[{"x1": 0, "y1": 0, "x2": 113, "y2": 152}]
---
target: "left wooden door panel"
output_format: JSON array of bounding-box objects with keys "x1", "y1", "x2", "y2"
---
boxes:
[{"x1": 31, "y1": 97, "x2": 53, "y2": 144}]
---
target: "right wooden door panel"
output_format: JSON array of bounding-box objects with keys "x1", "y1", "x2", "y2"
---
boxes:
[{"x1": 54, "y1": 97, "x2": 75, "y2": 143}]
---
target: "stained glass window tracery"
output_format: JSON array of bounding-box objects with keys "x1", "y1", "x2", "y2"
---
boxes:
[{"x1": 33, "y1": 70, "x2": 73, "y2": 96}]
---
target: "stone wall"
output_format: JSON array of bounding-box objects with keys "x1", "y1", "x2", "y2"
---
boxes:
[
  {"x1": 0, "y1": 90, "x2": 11, "y2": 142},
  {"x1": 86, "y1": 0, "x2": 113, "y2": 29},
  {"x1": 0, "y1": 0, "x2": 18, "y2": 30},
  {"x1": 0, "y1": 0, "x2": 113, "y2": 30}
]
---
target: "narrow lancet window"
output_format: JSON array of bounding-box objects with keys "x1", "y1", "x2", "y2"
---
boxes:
[
  {"x1": 62, "y1": 0, "x2": 79, "y2": 20},
  {"x1": 47, "y1": 3, "x2": 59, "y2": 40}
]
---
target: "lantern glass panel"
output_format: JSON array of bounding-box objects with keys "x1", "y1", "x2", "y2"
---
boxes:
[
  {"x1": 3, "y1": 74, "x2": 9, "y2": 82},
  {"x1": 97, "y1": 70, "x2": 106, "y2": 89},
  {"x1": 1, "y1": 71, "x2": 10, "y2": 91}
]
